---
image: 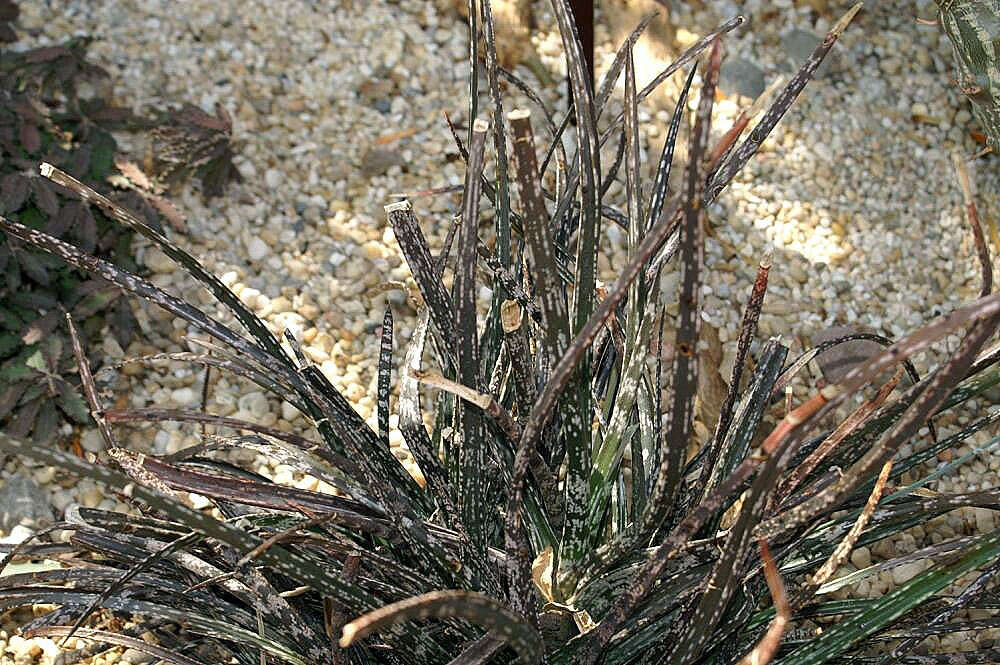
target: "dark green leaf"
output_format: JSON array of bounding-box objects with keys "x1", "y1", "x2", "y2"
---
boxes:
[
  {"x1": 56, "y1": 381, "x2": 90, "y2": 424},
  {"x1": 15, "y1": 249, "x2": 50, "y2": 285}
]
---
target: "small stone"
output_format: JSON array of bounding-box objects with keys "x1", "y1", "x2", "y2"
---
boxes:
[
  {"x1": 246, "y1": 236, "x2": 270, "y2": 262},
  {"x1": 0, "y1": 475, "x2": 54, "y2": 531},
  {"x1": 171, "y1": 387, "x2": 198, "y2": 407},
  {"x1": 850, "y1": 546, "x2": 872, "y2": 569},
  {"x1": 238, "y1": 391, "x2": 270, "y2": 419},
  {"x1": 121, "y1": 648, "x2": 155, "y2": 665},
  {"x1": 80, "y1": 428, "x2": 104, "y2": 453},
  {"x1": 188, "y1": 493, "x2": 212, "y2": 510},
  {"x1": 975, "y1": 507, "x2": 994, "y2": 533},
  {"x1": 220, "y1": 271, "x2": 240, "y2": 288},
  {"x1": 360, "y1": 147, "x2": 405, "y2": 177},
  {"x1": 143, "y1": 247, "x2": 175, "y2": 273},
  {"x1": 719, "y1": 57, "x2": 766, "y2": 99},
  {"x1": 787, "y1": 262, "x2": 808, "y2": 284},
  {"x1": 273, "y1": 465, "x2": 295, "y2": 485},
  {"x1": 264, "y1": 168, "x2": 283, "y2": 189},
  {"x1": 80, "y1": 483, "x2": 104, "y2": 509},
  {"x1": 281, "y1": 401, "x2": 301, "y2": 422},
  {"x1": 357, "y1": 76, "x2": 395, "y2": 105},
  {"x1": 781, "y1": 28, "x2": 833, "y2": 76},
  {"x1": 891, "y1": 561, "x2": 924, "y2": 585},
  {"x1": 832, "y1": 279, "x2": 851, "y2": 295}
]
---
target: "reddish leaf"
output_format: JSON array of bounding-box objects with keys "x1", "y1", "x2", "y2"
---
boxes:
[
  {"x1": 2, "y1": 174, "x2": 29, "y2": 213},
  {"x1": 18, "y1": 120, "x2": 40, "y2": 153},
  {"x1": 0, "y1": 382, "x2": 27, "y2": 420},
  {"x1": 23, "y1": 45, "x2": 69, "y2": 63},
  {"x1": 7, "y1": 396, "x2": 41, "y2": 439},
  {"x1": 31, "y1": 178, "x2": 60, "y2": 216},
  {"x1": 72, "y1": 201, "x2": 97, "y2": 253},
  {"x1": 0, "y1": 0, "x2": 19, "y2": 22},
  {"x1": 44, "y1": 202, "x2": 76, "y2": 237},
  {"x1": 32, "y1": 399, "x2": 59, "y2": 443}
]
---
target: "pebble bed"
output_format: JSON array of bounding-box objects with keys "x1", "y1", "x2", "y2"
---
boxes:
[{"x1": 3, "y1": 0, "x2": 1000, "y2": 662}]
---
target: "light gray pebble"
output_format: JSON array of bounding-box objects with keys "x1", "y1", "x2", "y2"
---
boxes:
[
  {"x1": 121, "y1": 647, "x2": 156, "y2": 664},
  {"x1": 719, "y1": 57, "x2": 766, "y2": 99},
  {"x1": 171, "y1": 387, "x2": 198, "y2": 407},
  {"x1": 238, "y1": 392, "x2": 270, "y2": 419},
  {"x1": 264, "y1": 168, "x2": 283, "y2": 188},
  {"x1": 781, "y1": 28, "x2": 833, "y2": 76},
  {"x1": 0, "y1": 475, "x2": 54, "y2": 531},
  {"x1": 80, "y1": 429, "x2": 104, "y2": 454},
  {"x1": 247, "y1": 236, "x2": 270, "y2": 262}
]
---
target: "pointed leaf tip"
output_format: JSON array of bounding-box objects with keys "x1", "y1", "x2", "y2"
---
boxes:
[{"x1": 832, "y1": 3, "x2": 863, "y2": 36}]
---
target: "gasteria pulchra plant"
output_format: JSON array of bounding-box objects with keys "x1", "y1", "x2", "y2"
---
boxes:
[
  {"x1": 3, "y1": 2, "x2": 1000, "y2": 664},
  {"x1": 933, "y1": 0, "x2": 1000, "y2": 153}
]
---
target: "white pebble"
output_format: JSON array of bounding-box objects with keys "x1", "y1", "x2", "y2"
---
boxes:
[
  {"x1": 247, "y1": 236, "x2": 270, "y2": 262},
  {"x1": 281, "y1": 401, "x2": 301, "y2": 422},
  {"x1": 171, "y1": 387, "x2": 198, "y2": 407},
  {"x1": 265, "y1": 168, "x2": 283, "y2": 188},
  {"x1": 121, "y1": 647, "x2": 156, "y2": 664},
  {"x1": 188, "y1": 493, "x2": 212, "y2": 510}
]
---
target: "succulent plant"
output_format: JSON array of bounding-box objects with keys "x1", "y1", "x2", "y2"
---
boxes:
[
  {"x1": 146, "y1": 102, "x2": 242, "y2": 199},
  {"x1": 3, "y1": 2, "x2": 1000, "y2": 665},
  {"x1": 934, "y1": 0, "x2": 1000, "y2": 152}
]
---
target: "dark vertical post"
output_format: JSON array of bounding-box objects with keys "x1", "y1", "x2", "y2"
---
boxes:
[
  {"x1": 566, "y1": 0, "x2": 594, "y2": 123},
  {"x1": 569, "y1": 0, "x2": 594, "y2": 83}
]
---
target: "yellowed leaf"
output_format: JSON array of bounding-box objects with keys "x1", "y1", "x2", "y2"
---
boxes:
[{"x1": 531, "y1": 545, "x2": 554, "y2": 603}]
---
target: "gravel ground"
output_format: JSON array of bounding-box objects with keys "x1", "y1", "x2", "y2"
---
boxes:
[{"x1": 3, "y1": 0, "x2": 1000, "y2": 661}]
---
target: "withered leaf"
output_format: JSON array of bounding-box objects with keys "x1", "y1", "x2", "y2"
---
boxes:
[
  {"x1": 0, "y1": 0, "x2": 17, "y2": 22},
  {"x1": 812, "y1": 325, "x2": 884, "y2": 384},
  {"x1": 114, "y1": 157, "x2": 155, "y2": 191},
  {"x1": 71, "y1": 200, "x2": 98, "y2": 253},
  {"x1": 697, "y1": 322, "x2": 729, "y2": 434},
  {"x1": 21, "y1": 308, "x2": 62, "y2": 346},
  {"x1": 23, "y1": 45, "x2": 70, "y2": 64}
]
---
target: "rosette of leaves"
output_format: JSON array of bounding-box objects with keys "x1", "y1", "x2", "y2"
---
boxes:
[
  {"x1": 147, "y1": 101, "x2": 242, "y2": 198},
  {"x1": 0, "y1": 34, "x2": 147, "y2": 442},
  {"x1": 3, "y1": 3, "x2": 1000, "y2": 665}
]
